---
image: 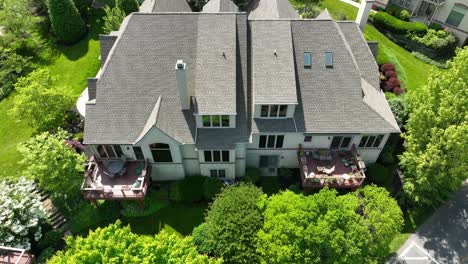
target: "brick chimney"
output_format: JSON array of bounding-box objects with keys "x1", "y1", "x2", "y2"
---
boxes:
[{"x1": 356, "y1": 0, "x2": 375, "y2": 31}]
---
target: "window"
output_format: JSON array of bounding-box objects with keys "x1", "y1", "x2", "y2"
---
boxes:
[
  {"x1": 133, "y1": 146, "x2": 145, "y2": 160},
  {"x1": 330, "y1": 136, "x2": 352, "y2": 149},
  {"x1": 446, "y1": 6, "x2": 465, "y2": 27},
  {"x1": 304, "y1": 52, "x2": 311, "y2": 68},
  {"x1": 202, "y1": 115, "x2": 230, "y2": 127},
  {"x1": 259, "y1": 135, "x2": 284, "y2": 148},
  {"x1": 325, "y1": 52, "x2": 333, "y2": 68},
  {"x1": 359, "y1": 135, "x2": 385, "y2": 148},
  {"x1": 96, "y1": 145, "x2": 123, "y2": 158},
  {"x1": 259, "y1": 155, "x2": 279, "y2": 168},
  {"x1": 304, "y1": 135, "x2": 312, "y2": 142},
  {"x1": 259, "y1": 105, "x2": 288, "y2": 118},
  {"x1": 204, "y1": 150, "x2": 230, "y2": 162},
  {"x1": 149, "y1": 143, "x2": 173, "y2": 162},
  {"x1": 210, "y1": 169, "x2": 227, "y2": 179}
]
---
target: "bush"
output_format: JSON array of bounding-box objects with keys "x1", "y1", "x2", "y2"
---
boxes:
[
  {"x1": 301, "y1": 4, "x2": 322, "y2": 19},
  {"x1": 400, "y1": 10, "x2": 410, "y2": 21},
  {"x1": 366, "y1": 163, "x2": 390, "y2": 184},
  {"x1": 203, "y1": 177, "x2": 223, "y2": 201},
  {"x1": 36, "y1": 247, "x2": 55, "y2": 264},
  {"x1": 410, "y1": 29, "x2": 457, "y2": 55},
  {"x1": 120, "y1": 0, "x2": 139, "y2": 14},
  {"x1": 0, "y1": 48, "x2": 32, "y2": 100},
  {"x1": 260, "y1": 177, "x2": 281, "y2": 196},
  {"x1": 385, "y1": 70, "x2": 397, "y2": 79},
  {"x1": 243, "y1": 167, "x2": 262, "y2": 184},
  {"x1": 381, "y1": 63, "x2": 395, "y2": 72},
  {"x1": 47, "y1": 0, "x2": 87, "y2": 44},
  {"x1": 411, "y1": 51, "x2": 449, "y2": 69},
  {"x1": 66, "y1": 200, "x2": 120, "y2": 234},
  {"x1": 384, "y1": 77, "x2": 401, "y2": 91},
  {"x1": 393, "y1": 87, "x2": 404, "y2": 95},
  {"x1": 372, "y1": 12, "x2": 427, "y2": 35},
  {"x1": 287, "y1": 183, "x2": 302, "y2": 194},
  {"x1": 338, "y1": 12, "x2": 348, "y2": 21},
  {"x1": 429, "y1": 22, "x2": 443, "y2": 30},
  {"x1": 121, "y1": 189, "x2": 167, "y2": 217},
  {"x1": 170, "y1": 176, "x2": 205, "y2": 203},
  {"x1": 388, "y1": 96, "x2": 408, "y2": 129},
  {"x1": 38, "y1": 230, "x2": 64, "y2": 250},
  {"x1": 379, "y1": 145, "x2": 396, "y2": 165},
  {"x1": 192, "y1": 223, "x2": 215, "y2": 254},
  {"x1": 386, "y1": 5, "x2": 410, "y2": 21},
  {"x1": 72, "y1": 0, "x2": 93, "y2": 16}
]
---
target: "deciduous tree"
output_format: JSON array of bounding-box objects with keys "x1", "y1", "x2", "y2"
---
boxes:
[
  {"x1": 48, "y1": 221, "x2": 221, "y2": 263},
  {"x1": 10, "y1": 69, "x2": 74, "y2": 130},
  {"x1": 18, "y1": 129, "x2": 86, "y2": 197},
  {"x1": 399, "y1": 47, "x2": 468, "y2": 207}
]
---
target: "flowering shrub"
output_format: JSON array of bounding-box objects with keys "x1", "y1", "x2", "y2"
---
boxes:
[
  {"x1": 381, "y1": 63, "x2": 395, "y2": 72},
  {"x1": 410, "y1": 29, "x2": 457, "y2": 52},
  {"x1": 0, "y1": 178, "x2": 47, "y2": 250}
]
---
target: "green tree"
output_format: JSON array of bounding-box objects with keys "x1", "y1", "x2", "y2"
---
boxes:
[
  {"x1": 399, "y1": 47, "x2": 468, "y2": 207},
  {"x1": 10, "y1": 69, "x2": 74, "y2": 130},
  {"x1": 103, "y1": 3, "x2": 126, "y2": 34},
  {"x1": 202, "y1": 183, "x2": 265, "y2": 263},
  {"x1": 0, "y1": 47, "x2": 31, "y2": 100},
  {"x1": 48, "y1": 220, "x2": 221, "y2": 263},
  {"x1": 18, "y1": 129, "x2": 86, "y2": 197},
  {"x1": 121, "y1": 0, "x2": 139, "y2": 14},
  {"x1": 257, "y1": 187, "x2": 403, "y2": 263},
  {"x1": 73, "y1": 0, "x2": 93, "y2": 16},
  {"x1": 47, "y1": 0, "x2": 86, "y2": 44}
]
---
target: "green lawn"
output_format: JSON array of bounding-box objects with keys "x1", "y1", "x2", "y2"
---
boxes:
[
  {"x1": 0, "y1": 10, "x2": 104, "y2": 179},
  {"x1": 319, "y1": 0, "x2": 358, "y2": 20}
]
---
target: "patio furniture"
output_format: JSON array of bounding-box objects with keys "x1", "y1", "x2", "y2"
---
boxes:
[{"x1": 323, "y1": 166, "x2": 335, "y2": 175}]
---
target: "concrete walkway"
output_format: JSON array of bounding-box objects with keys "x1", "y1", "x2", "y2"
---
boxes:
[{"x1": 391, "y1": 182, "x2": 468, "y2": 264}]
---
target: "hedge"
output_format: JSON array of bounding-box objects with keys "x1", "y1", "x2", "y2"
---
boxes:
[{"x1": 372, "y1": 12, "x2": 427, "y2": 35}]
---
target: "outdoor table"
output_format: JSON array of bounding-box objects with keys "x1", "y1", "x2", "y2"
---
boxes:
[{"x1": 107, "y1": 160, "x2": 125, "y2": 175}]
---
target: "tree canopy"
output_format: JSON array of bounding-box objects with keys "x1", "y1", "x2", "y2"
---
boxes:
[
  {"x1": 399, "y1": 47, "x2": 468, "y2": 207},
  {"x1": 0, "y1": 178, "x2": 47, "y2": 250},
  {"x1": 48, "y1": 220, "x2": 222, "y2": 264},
  {"x1": 47, "y1": 0, "x2": 86, "y2": 44},
  {"x1": 9, "y1": 69, "x2": 74, "y2": 130},
  {"x1": 200, "y1": 183, "x2": 265, "y2": 264},
  {"x1": 18, "y1": 129, "x2": 86, "y2": 197},
  {"x1": 256, "y1": 186, "x2": 403, "y2": 263}
]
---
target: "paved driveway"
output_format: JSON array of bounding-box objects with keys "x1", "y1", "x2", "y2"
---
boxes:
[{"x1": 392, "y1": 183, "x2": 468, "y2": 264}]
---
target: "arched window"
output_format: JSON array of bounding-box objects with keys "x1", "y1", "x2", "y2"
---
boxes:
[{"x1": 149, "y1": 143, "x2": 173, "y2": 162}]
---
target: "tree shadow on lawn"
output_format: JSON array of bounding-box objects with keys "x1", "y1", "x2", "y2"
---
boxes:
[{"x1": 122, "y1": 203, "x2": 208, "y2": 236}]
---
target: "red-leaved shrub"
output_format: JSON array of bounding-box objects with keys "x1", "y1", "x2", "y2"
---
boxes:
[
  {"x1": 393, "y1": 87, "x2": 404, "y2": 95},
  {"x1": 385, "y1": 77, "x2": 401, "y2": 91},
  {"x1": 381, "y1": 63, "x2": 395, "y2": 73},
  {"x1": 385, "y1": 70, "x2": 397, "y2": 79}
]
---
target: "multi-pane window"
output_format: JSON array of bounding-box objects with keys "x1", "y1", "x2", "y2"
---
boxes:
[
  {"x1": 330, "y1": 136, "x2": 352, "y2": 149},
  {"x1": 446, "y1": 6, "x2": 464, "y2": 27},
  {"x1": 149, "y1": 143, "x2": 173, "y2": 162},
  {"x1": 259, "y1": 155, "x2": 279, "y2": 168},
  {"x1": 325, "y1": 52, "x2": 333, "y2": 68},
  {"x1": 202, "y1": 115, "x2": 230, "y2": 127},
  {"x1": 260, "y1": 105, "x2": 288, "y2": 118},
  {"x1": 133, "y1": 146, "x2": 145, "y2": 160},
  {"x1": 204, "y1": 150, "x2": 230, "y2": 162},
  {"x1": 359, "y1": 135, "x2": 384, "y2": 148},
  {"x1": 96, "y1": 145, "x2": 123, "y2": 158},
  {"x1": 210, "y1": 169, "x2": 226, "y2": 179},
  {"x1": 304, "y1": 135, "x2": 312, "y2": 142},
  {"x1": 259, "y1": 135, "x2": 284, "y2": 148}
]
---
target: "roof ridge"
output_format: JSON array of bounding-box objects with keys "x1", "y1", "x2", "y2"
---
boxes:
[
  {"x1": 134, "y1": 96, "x2": 162, "y2": 144},
  {"x1": 333, "y1": 20, "x2": 361, "y2": 77}
]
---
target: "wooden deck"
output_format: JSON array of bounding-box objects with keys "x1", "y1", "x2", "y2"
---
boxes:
[
  {"x1": 298, "y1": 145, "x2": 366, "y2": 191},
  {"x1": 81, "y1": 158, "x2": 150, "y2": 202},
  {"x1": 0, "y1": 246, "x2": 33, "y2": 264}
]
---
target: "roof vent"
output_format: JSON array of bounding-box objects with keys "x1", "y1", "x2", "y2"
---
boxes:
[{"x1": 176, "y1": 60, "x2": 185, "y2": 69}]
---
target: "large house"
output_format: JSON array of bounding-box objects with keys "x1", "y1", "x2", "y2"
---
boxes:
[
  {"x1": 389, "y1": 0, "x2": 468, "y2": 46},
  {"x1": 80, "y1": 0, "x2": 399, "y2": 203}
]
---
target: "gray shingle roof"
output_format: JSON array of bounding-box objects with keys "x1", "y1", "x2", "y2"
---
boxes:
[
  {"x1": 289, "y1": 20, "x2": 399, "y2": 133},
  {"x1": 195, "y1": 14, "x2": 237, "y2": 114},
  {"x1": 248, "y1": 0, "x2": 300, "y2": 20},
  {"x1": 250, "y1": 20, "x2": 297, "y2": 105},
  {"x1": 202, "y1": 0, "x2": 239, "y2": 12},
  {"x1": 153, "y1": 0, "x2": 192, "y2": 12}
]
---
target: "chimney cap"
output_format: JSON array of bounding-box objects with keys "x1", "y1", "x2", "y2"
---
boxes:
[{"x1": 176, "y1": 60, "x2": 186, "y2": 70}]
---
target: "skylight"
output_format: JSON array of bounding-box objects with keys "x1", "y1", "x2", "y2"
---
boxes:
[
  {"x1": 304, "y1": 52, "x2": 311, "y2": 68},
  {"x1": 325, "y1": 52, "x2": 333, "y2": 68}
]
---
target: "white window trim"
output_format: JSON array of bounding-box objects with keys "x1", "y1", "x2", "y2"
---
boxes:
[
  {"x1": 259, "y1": 105, "x2": 288, "y2": 119},
  {"x1": 330, "y1": 136, "x2": 352, "y2": 150},
  {"x1": 358, "y1": 134, "x2": 385, "y2": 149},
  {"x1": 259, "y1": 135, "x2": 284, "y2": 149},
  {"x1": 202, "y1": 115, "x2": 230, "y2": 128},
  {"x1": 204, "y1": 150, "x2": 230, "y2": 163}
]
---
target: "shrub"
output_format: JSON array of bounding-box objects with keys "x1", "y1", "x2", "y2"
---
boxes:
[
  {"x1": 243, "y1": 167, "x2": 262, "y2": 184},
  {"x1": 36, "y1": 247, "x2": 55, "y2": 264},
  {"x1": 399, "y1": 10, "x2": 410, "y2": 21},
  {"x1": 372, "y1": 12, "x2": 427, "y2": 35},
  {"x1": 0, "y1": 48, "x2": 32, "y2": 100},
  {"x1": 192, "y1": 223, "x2": 215, "y2": 254},
  {"x1": 366, "y1": 163, "x2": 390, "y2": 184},
  {"x1": 429, "y1": 22, "x2": 443, "y2": 30},
  {"x1": 47, "y1": 0, "x2": 87, "y2": 44},
  {"x1": 379, "y1": 145, "x2": 396, "y2": 165},
  {"x1": 67, "y1": 200, "x2": 120, "y2": 234},
  {"x1": 338, "y1": 12, "x2": 348, "y2": 21},
  {"x1": 260, "y1": 177, "x2": 281, "y2": 196},
  {"x1": 0, "y1": 178, "x2": 48, "y2": 250},
  {"x1": 411, "y1": 51, "x2": 449, "y2": 69},
  {"x1": 120, "y1": 0, "x2": 139, "y2": 14},
  {"x1": 171, "y1": 176, "x2": 205, "y2": 203},
  {"x1": 393, "y1": 86, "x2": 404, "y2": 95},
  {"x1": 384, "y1": 77, "x2": 401, "y2": 91},
  {"x1": 388, "y1": 96, "x2": 408, "y2": 129},
  {"x1": 385, "y1": 70, "x2": 397, "y2": 79},
  {"x1": 103, "y1": 4, "x2": 126, "y2": 34},
  {"x1": 203, "y1": 183, "x2": 264, "y2": 263},
  {"x1": 386, "y1": 5, "x2": 410, "y2": 21},
  {"x1": 381, "y1": 63, "x2": 395, "y2": 72},
  {"x1": 287, "y1": 183, "x2": 301, "y2": 194},
  {"x1": 203, "y1": 177, "x2": 223, "y2": 201},
  {"x1": 38, "y1": 230, "x2": 64, "y2": 250},
  {"x1": 410, "y1": 29, "x2": 457, "y2": 55},
  {"x1": 72, "y1": 0, "x2": 93, "y2": 16}
]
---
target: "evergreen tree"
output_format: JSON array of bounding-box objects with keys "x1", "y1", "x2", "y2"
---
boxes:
[
  {"x1": 121, "y1": 0, "x2": 139, "y2": 14},
  {"x1": 47, "y1": 0, "x2": 86, "y2": 44}
]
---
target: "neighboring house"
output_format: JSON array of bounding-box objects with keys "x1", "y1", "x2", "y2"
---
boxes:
[
  {"x1": 80, "y1": 0, "x2": 399, "y2": 202},
  {"x1": 390, "y1": 0, "x2": 468, "y2": 46}
]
